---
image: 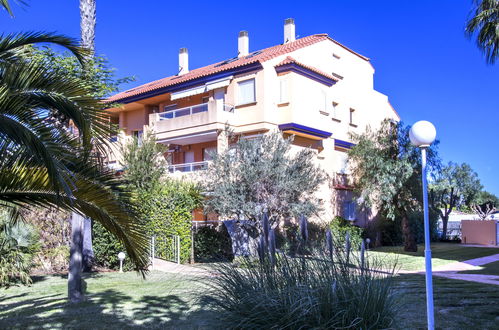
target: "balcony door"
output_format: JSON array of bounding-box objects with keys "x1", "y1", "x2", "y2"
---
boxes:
[{"x1": 184, "y1": 151, "x2": 194, "y2": 164}]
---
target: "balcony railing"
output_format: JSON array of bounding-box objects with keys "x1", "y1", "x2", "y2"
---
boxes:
[
  {"x1": 168, "y1": 161, "x2": 210, "y2": 173},
  {"x1": 159, "y1": 103, "x2": 208, "y2": 120}
]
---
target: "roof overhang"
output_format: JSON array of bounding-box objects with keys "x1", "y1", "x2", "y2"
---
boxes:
[
  {"x1": 112, "y1": 62, "x2": 262, "y2": 104},
  {"x1": 275, "y1": 62, "x2": 336, "y2": 87},
  {"x1": 278, "y1": 123, "x2": 332, "y2": 140},
  {"x1": 157, "y1": 130, "x2": 218, "y2": 145},
  {"x1": 334, "y1": 139, "x2": 356, "y2": 151}
]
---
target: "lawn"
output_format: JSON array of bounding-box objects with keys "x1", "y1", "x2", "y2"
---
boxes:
[
  {"x1": 0, "y1": 271, "x2": 213, "y2": 329},
  {"x1": 394, "y1": 274, "x2": 499, "y2": 329},
  {"x1": 2, "y1": 243, "x2": 499, "y2": 329},
  {"x1": 458, "y1": 260, "x2": 499, "y2": 276},
  {"x1": 369, "y1": 243, "x2": 499, "y2": 271},
  {"x1": 1, "y1": 270, "x2": 498, "y2": 329}
]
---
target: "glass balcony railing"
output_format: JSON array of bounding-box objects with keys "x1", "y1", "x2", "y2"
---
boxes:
[
  {"x1": 168, "y1": 161, "x2": 210, "y2": 173},
  {"x1": 158, "y1": 103, "x2": 208, "y2": 120}
]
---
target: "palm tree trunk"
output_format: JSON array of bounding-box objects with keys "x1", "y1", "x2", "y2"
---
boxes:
[
  {"x1": 78, "y1": 0, "x2": 97, "y2": 273},
  {"x1": 68, "y1": 212, "x2": 84, "y2": 303},
  {"x1": 79, "y1": 0, "x2": 96, "y2": 54},
  {"x1": 68, "y1": 0, "x2": 96, "y2": 299}
]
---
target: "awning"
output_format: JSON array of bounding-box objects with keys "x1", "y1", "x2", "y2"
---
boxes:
[{"x1": 171, "y1": 76, "x2": 233, "y2": 100}]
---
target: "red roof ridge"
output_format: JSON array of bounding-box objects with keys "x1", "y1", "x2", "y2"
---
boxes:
[{"x1": 107, "y1": 33, "x2": 366, "y2": 103}]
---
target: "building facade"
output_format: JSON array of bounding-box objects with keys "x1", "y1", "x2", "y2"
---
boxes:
[{"x1": 106, "y1": 19, "x2": 399, "y2": 227}]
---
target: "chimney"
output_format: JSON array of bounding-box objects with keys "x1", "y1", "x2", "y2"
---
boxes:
[
  {"x1": 284, "y1": 18, "x2": 295, "y2": 43},
  {"x1": 238, "y1": 31, "x2": 249, "y2": 57},
  {"x1": 178, "y1": 48, "x2": 189, "y2": 75}
]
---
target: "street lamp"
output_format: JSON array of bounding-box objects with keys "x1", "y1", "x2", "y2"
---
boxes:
[
  {"x1": 118, "y1": 252, "x2": 126, "y2": 273},
  {"x1": 409, "y1": 120, "x2": 436, "y2": 330}
]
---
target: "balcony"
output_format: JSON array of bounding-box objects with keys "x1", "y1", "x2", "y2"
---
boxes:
[
  {"x1": 168, "y1": 161, "x2": 210, "y2": 173},
  {"x1": 159, "y1": 103, "x2": 208, "y2": 120},
  {"x1": 150, "y1": 101, "x2": 235, "y2": 142}
]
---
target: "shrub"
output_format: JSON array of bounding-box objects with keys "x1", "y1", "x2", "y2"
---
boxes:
[
  {"x1": 21, "y1": 207, "x2": 70, "y2": 273},
  {"x1": 329, "y1": 216, "x2": 364, "y2": 250},
  {"x1": 379, "y1": 209, "x2": 439, "y2": 246},
  {"x1": 0, "y1": 211, "x2": 40, "y2": 287},
  {"x1": 193, "y1": 225, "x2": 233, "y2": 262},
  {"x1": 208, "y1": 243, "x2": 397, "y2": 328},
  {"x1": 93, "y1": 221, "x2": 134, "y2": 271}
]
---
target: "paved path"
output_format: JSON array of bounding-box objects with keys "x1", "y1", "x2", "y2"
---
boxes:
[
  {"x1": 149, "y1": 258, "x2": 212, "y2": 277},
  {"x1": 415, "y1": 253, "x2": 499, "y2": 285}
]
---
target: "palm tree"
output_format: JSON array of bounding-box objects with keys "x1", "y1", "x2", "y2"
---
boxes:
[
  {"x1": 79, "y1": 0, "x2": 97, "y2": 273},
  {"x1": 0, "y1": 32, "x2": 148, "y2": 302},
  {"x1": 466, "y1": 0, "x2": 499, "y2": 64},
  {"x1": 80, "y1": 0, "x2": 96, "y2": 54}
]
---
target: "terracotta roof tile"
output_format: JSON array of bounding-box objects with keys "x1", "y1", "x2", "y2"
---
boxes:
[{"x1": 107, "y1": 34, "x2": 367, "y2": 103}]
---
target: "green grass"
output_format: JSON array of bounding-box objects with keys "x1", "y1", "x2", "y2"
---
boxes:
[
  {"x1": 0, "y1": 271, "x2": 213, "y2": 329},
  {"x1": 458, "y1": 260, "x2": 499, "y2": 276},
  {"x1": 370, "y1": 243, "x2": 499, "y2": 271},
  {"x1": 393, "y1": 274, "x2": 499, "y2": 329},
  {"x1": 1, "y1": 244, "x2": 499, "y2": 329}
]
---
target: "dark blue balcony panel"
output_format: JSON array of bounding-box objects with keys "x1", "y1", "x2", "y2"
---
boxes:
[{"x1": 278, "y1": 123, "x2": 332, "y2": 140}]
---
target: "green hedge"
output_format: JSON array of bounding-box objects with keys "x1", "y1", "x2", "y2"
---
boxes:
[
  {"x1": 379, "y1": 209, "x2": 439, "y2": 246},
  {"x1": 93, "y1": 179, "x2": 200, "y2": 268},
  {"x1": 329, "y1": 216, "x2": 364, "y2": 250},
  {"x1": 193, "y1": 225, "x2": 233, "y2": 262}
]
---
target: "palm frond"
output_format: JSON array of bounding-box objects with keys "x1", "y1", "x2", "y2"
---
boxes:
[
  {"x1": 465, "y1": 0, "x2": 499, "y2": 64},
  {"x1": 0, "y1": 165, "x2": 149, "y2": 270},
  {"x1": 0, "y1": 32, "x2": 88, "y2": 64}
]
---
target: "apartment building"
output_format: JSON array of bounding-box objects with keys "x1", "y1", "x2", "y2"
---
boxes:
[{"x1": 106, "y1": 19, "x2": 399, "y2": 227}]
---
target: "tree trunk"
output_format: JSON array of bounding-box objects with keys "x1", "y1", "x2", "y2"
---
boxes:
[
  {"x1": 441, "y1": 214, "x2": 449, "y2": 240},
  {"x1": 401, "y1": 212, "x2": 417, "y2": 252},
  {"x1": 79, "y1": 0, "x2": 96, "y2": 272},
  {"x1": 79, "y1": 0, "x2": 96, "y2": 54},
  {"x1": 82, "y1": 217, "x2": 94, "y2": 272},
  {"x1": 68, "y1": 212, "x2": 84, "y2": 303}
]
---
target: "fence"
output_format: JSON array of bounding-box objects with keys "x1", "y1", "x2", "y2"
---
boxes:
[{"x1": 150, "y1": 235, "x2": 181, "y2": 267}]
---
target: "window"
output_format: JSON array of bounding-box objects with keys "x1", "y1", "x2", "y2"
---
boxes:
[
  {"x1": 343, "y1": 201, "x2": 356, "y2": 221},
  {"x1": 237, "y1": 78, "x2": 256, "y2": 105},
  {"x1": 279, "y1": 79, "x2": 289, "y2": 104},
  {"x1": 332, "y1": 102, "x2": 340, "y2": 121},
  {"x1": 133, "y1": 130, "x2": 143, "y2": 145},
  {"x1": 349, "y1": 108, "x2": 357, "y2": 127},
  {"x1": 322, "y1": 90, "x2": 328, "y2": 112}
]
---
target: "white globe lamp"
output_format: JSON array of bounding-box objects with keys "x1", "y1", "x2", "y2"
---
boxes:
[
  {"x1": 409, "y1": 120, "x2": 436, "y2": 330},
  {"x1": 409, "y1": 120, "x2": 436, "y2": 147},
  {"x1": 118, "y1": 252, "x2": 126, "y2": 273}
]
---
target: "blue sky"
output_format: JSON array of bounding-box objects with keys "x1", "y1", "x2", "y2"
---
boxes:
[{"x1": 2, "y1": 0, "x2": 498, "y2": 195}]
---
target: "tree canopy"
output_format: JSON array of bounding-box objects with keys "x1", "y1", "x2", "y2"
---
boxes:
[
  {"x1": 348, "y1": 119, "x2": 440, "y2": 251},
  {"x1": 202, "y1": 130, "x2": 326, "y2": 229}
]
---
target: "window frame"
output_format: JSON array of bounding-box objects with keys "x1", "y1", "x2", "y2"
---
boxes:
[{"x1": 237, "y1": 78, "x2": 256, "y2": 106}]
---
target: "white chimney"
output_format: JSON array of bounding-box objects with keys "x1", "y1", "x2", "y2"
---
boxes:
[
  {"x1": 179, "y1": 48, "x2": 189, "y2": 75},
  {"x1": 284, "y1": 18, "x2": 295, "y2": 43},
  {"x1": 238, "y1": 31, "x2": 249, "y2": 57}
]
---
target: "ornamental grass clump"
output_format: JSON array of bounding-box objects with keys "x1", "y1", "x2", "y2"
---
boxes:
[{"x1": 209, "y1": 234, "x2": 397, "y2": 329}]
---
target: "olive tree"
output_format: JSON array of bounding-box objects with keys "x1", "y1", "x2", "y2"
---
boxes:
[{"x1": 202, "y1": 131, "x2": 326, "y2": 231}]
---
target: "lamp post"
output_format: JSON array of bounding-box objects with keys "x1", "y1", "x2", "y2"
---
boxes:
[
  {"x1": 409, "y1": 120, "x2": 437, "y2": 330},
  {"x1": 118, "y1": 252, "x2": 126, "y2": 273}
]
